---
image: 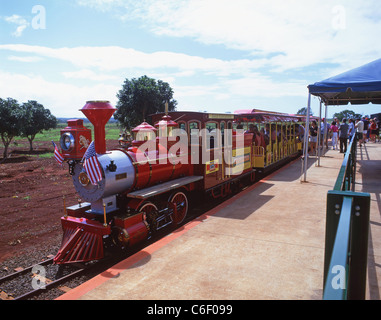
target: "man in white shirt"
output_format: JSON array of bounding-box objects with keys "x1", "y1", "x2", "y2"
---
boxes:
[{"x1": 355, "y1": 118, "x2": 364, "y2": 146}]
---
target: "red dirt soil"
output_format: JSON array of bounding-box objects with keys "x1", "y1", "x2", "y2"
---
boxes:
[{"x1": 0, "y1": 139, "x2": 119, "y2": 263}]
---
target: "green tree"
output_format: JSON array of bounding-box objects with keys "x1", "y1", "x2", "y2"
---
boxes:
[
  {"x1": 297, "y1": 107, "x2": 313, "y2": 116},
  {"x1": 114, "y1": 75, "x2": 177, "y2": 130},
  {"x1": 333, "y1": 109, "x2": 362, "y2": 121},
  {"x1": 20, "y1": 100, "x2": 58, "y2": 151},
  {"x1": 0, "y1": 98, "x2": 23, "y2": 158}
]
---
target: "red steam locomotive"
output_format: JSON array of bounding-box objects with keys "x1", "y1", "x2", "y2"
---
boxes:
[{"x1": 53, "y1": 101, "x2": 305, "y2": 264}]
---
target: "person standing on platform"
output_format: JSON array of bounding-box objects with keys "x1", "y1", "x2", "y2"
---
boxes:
[
  {"x1": 348, "y1": 118, "x2": 355, "y2": 142},
  {"x1": 355, "y1": 118, "x2": 365, "y2": 146},
  {"x1": 339, "y1": 118, "x2": 349, "y2": 153},
  {"x1": 375, "y1": 118, "x2": 380, "y2": 142},
  {"x1": 309, "y1": 120, "x2": 318, "y2": 156},
  {"x1": 330, "y1": 121, "x2": 339, "y2": 150},
  {"x1": 320, "y1": 118, "x2": 329, "y2": 149},
  {"x1": 363, "y1": 117, "x2": 369, "y2": 143},
  {"x1": 369, "y1": 119, "x2": 378, "y2": 142}
]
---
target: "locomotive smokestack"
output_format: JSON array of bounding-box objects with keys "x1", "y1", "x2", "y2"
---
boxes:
[{"x1": 80, "y1": 101, "x2": 116, "y2": 154}]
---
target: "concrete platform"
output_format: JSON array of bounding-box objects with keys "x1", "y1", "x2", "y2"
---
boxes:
[{"x1": 57, "y1": 142, "x2": 381, "y2": 300}]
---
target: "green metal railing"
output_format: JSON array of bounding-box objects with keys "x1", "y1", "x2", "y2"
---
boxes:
[{"x1": 323, "y1": 133, "x2": 371, "y2": 300}]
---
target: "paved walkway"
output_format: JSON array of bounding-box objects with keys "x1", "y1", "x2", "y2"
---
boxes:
[
  {"x1": 356, "y1": 142, "x2": 381, "y2": 300},
  {"x1": 57, "y1": 142, "x2": 381, "y2": 300}
]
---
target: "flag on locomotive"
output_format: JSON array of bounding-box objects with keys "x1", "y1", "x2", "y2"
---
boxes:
[
  {"x1": 82, "y1": 140, "x2": 102, "y2": 185},
  {"x1": 52, "y1": 141, "x2": 64, "y2": 166}
]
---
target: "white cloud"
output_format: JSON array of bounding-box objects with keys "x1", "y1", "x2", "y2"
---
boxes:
[
  {"x1": 0, "y1": 70, "x2": 119, "y2": 117},
  {"x1": 77, "y1": 0, "x2": 124, "y2": 11},
  {"x1": 8, "y1": 55, "x2": 43, "y2": 63},
  {"x1": 0, "y1": 44, "x2": 269, "y2": 76},
  {"x1": 227, "y1": 76, "x2": 307, "y2": 98},
  {"x1": 78, "y1": 0, "x2": 381, "y2": 72},
  {"x1": 4, "y1": 14, "x2": 30, "y2": 37},
  {"x1": 62, "y1": 69, "x2": 118, "y2": 81}
]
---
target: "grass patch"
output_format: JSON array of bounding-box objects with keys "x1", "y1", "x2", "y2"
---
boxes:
[{"x1": 13, "y1": 122, "x2": 122, "y2": 143}]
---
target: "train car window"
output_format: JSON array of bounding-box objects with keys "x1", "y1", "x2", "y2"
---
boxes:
[
  {"x1": 176, "y1": 121, "x2": 187, "y2": 142},
  {"x1": 205, "y1": 121, "x2": 218, "y2": 149},
  {"x1": 189, "y1": 121, "x2": 200, "y2": 144},
  {"x1": 178, "y1": 121, "x2": 187, "y2": 133}
]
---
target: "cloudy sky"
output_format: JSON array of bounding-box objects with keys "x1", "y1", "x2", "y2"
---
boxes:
[{"x1": 1, "y1": 0, "x2": 380, "y2": 118}]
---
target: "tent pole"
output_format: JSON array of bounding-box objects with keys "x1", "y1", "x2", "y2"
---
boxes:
[
  {"x1": 302, "y1": 93, "x2": 311, "y2": 182},
  {"x1": 324, "y1": 103, "x2": 328, "y2": 154},
  {"x1": 317, "y1": 100, "x2": 322, "y2": 167}
]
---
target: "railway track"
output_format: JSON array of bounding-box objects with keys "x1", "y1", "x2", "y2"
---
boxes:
[{"x1": 0, "y1": 258, "x2": 87, "y2": 300}]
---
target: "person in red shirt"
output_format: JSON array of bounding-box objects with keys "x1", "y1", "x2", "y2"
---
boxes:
[
  {"x1": 369, "y1": 119, "x2": 378, "y2": 142},
  {"x1": 330, "y1": 121, "x2": 339, "y2": 150}
]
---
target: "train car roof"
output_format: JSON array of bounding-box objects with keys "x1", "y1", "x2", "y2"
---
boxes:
[
  {"x1": 150, "y1": 110, "x2": 314, "y2": 123},
  {"x1": 150, "y1": 111, "x2": 235, "y2": 122}
]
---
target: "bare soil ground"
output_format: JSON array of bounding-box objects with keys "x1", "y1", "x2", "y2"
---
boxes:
[{"x1": 0, "y1": 139, "x2": 119, "y2": 263}]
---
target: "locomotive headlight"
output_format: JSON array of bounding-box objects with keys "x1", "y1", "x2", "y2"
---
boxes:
[{"x1": 60, "y1": 132, "x2": 75, "y2": 152}]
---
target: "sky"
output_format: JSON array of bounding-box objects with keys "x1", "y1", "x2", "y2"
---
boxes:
[{"x1": 1, "y1": 0, "x2": 381, "y2": 119}]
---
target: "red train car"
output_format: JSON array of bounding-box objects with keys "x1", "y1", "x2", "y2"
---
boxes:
[{"x1": 53, "y1": 102, "x2": 303, "y2": 264}]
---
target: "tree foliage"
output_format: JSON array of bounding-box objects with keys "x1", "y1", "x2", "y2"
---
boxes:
[
  {"x1": 114, "y1": 75, "x2": 177, "y2": 130},
  {"x1": 0, "y1": 98, "x2": 57, "y2": 158},
  {"x1": 297, "y1": 107, "x2": 313, "y2": 116},
  {"x1": 0, "y1": 98, "x2": 23, "y2": 158},
  {"x1": 332, "y1": 109, "x2": 362, "y2": 121},
  {"x1": 20, "y1": 100, "x2": 58, "y2": 151}
]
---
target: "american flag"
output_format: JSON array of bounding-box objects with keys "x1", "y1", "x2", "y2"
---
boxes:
[
  {"x1": 82, "y1": 141, "x2": 102, "y2": 185},
  {"x1": 52, "y1": 141, "x2": 64, "y2": 166}
]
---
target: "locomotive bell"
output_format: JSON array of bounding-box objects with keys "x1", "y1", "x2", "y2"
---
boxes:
[{"x1": 80, "y1": 101, "x2": 116, "y2": 154}]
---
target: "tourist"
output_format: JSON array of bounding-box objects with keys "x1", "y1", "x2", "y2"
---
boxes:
[
  {"x1": 309, "y1": 121, "x2": 318, "y2": 156},
  {"x1": 320, "y1": 118, "x2": 329, "y2": 149},
  {"x1": 330, "y1": 121, "x2": 339, "y2": 150},
  {"x1": 348, "y1": 118, "x2": 355, "y2": 142},
  {"x1": 339, "y1": 118, "x2": 349, "y2": 153},
  {"x1": 355, "y1": 118, "x2": 365, "y2": 146},
  {"x1": 369, "y1": 119, "x2": 378, "y2": 142},
  {"x1": 374, "y1": 118, "x2": 381, "y2": 142},
  {"x1": 362, "y1": 117, "x2": 369, "y2": 143}
]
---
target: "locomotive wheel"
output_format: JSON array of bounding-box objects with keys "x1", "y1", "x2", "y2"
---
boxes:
[
  {"x1": 139, "y1": 202, "x2": 159, "y2": 232},
  {"x1": 168, "y1": 191, "x2": 188, "y2": 225}
]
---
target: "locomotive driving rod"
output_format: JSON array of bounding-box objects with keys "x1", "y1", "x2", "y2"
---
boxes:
[{"x1": 147, "y1": 201, "x2": 186, "y2": 231}]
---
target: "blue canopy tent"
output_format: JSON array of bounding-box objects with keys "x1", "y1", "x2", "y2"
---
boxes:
[{"x1": 301, "y1": 58, "x2": 381, "y2": 181}]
